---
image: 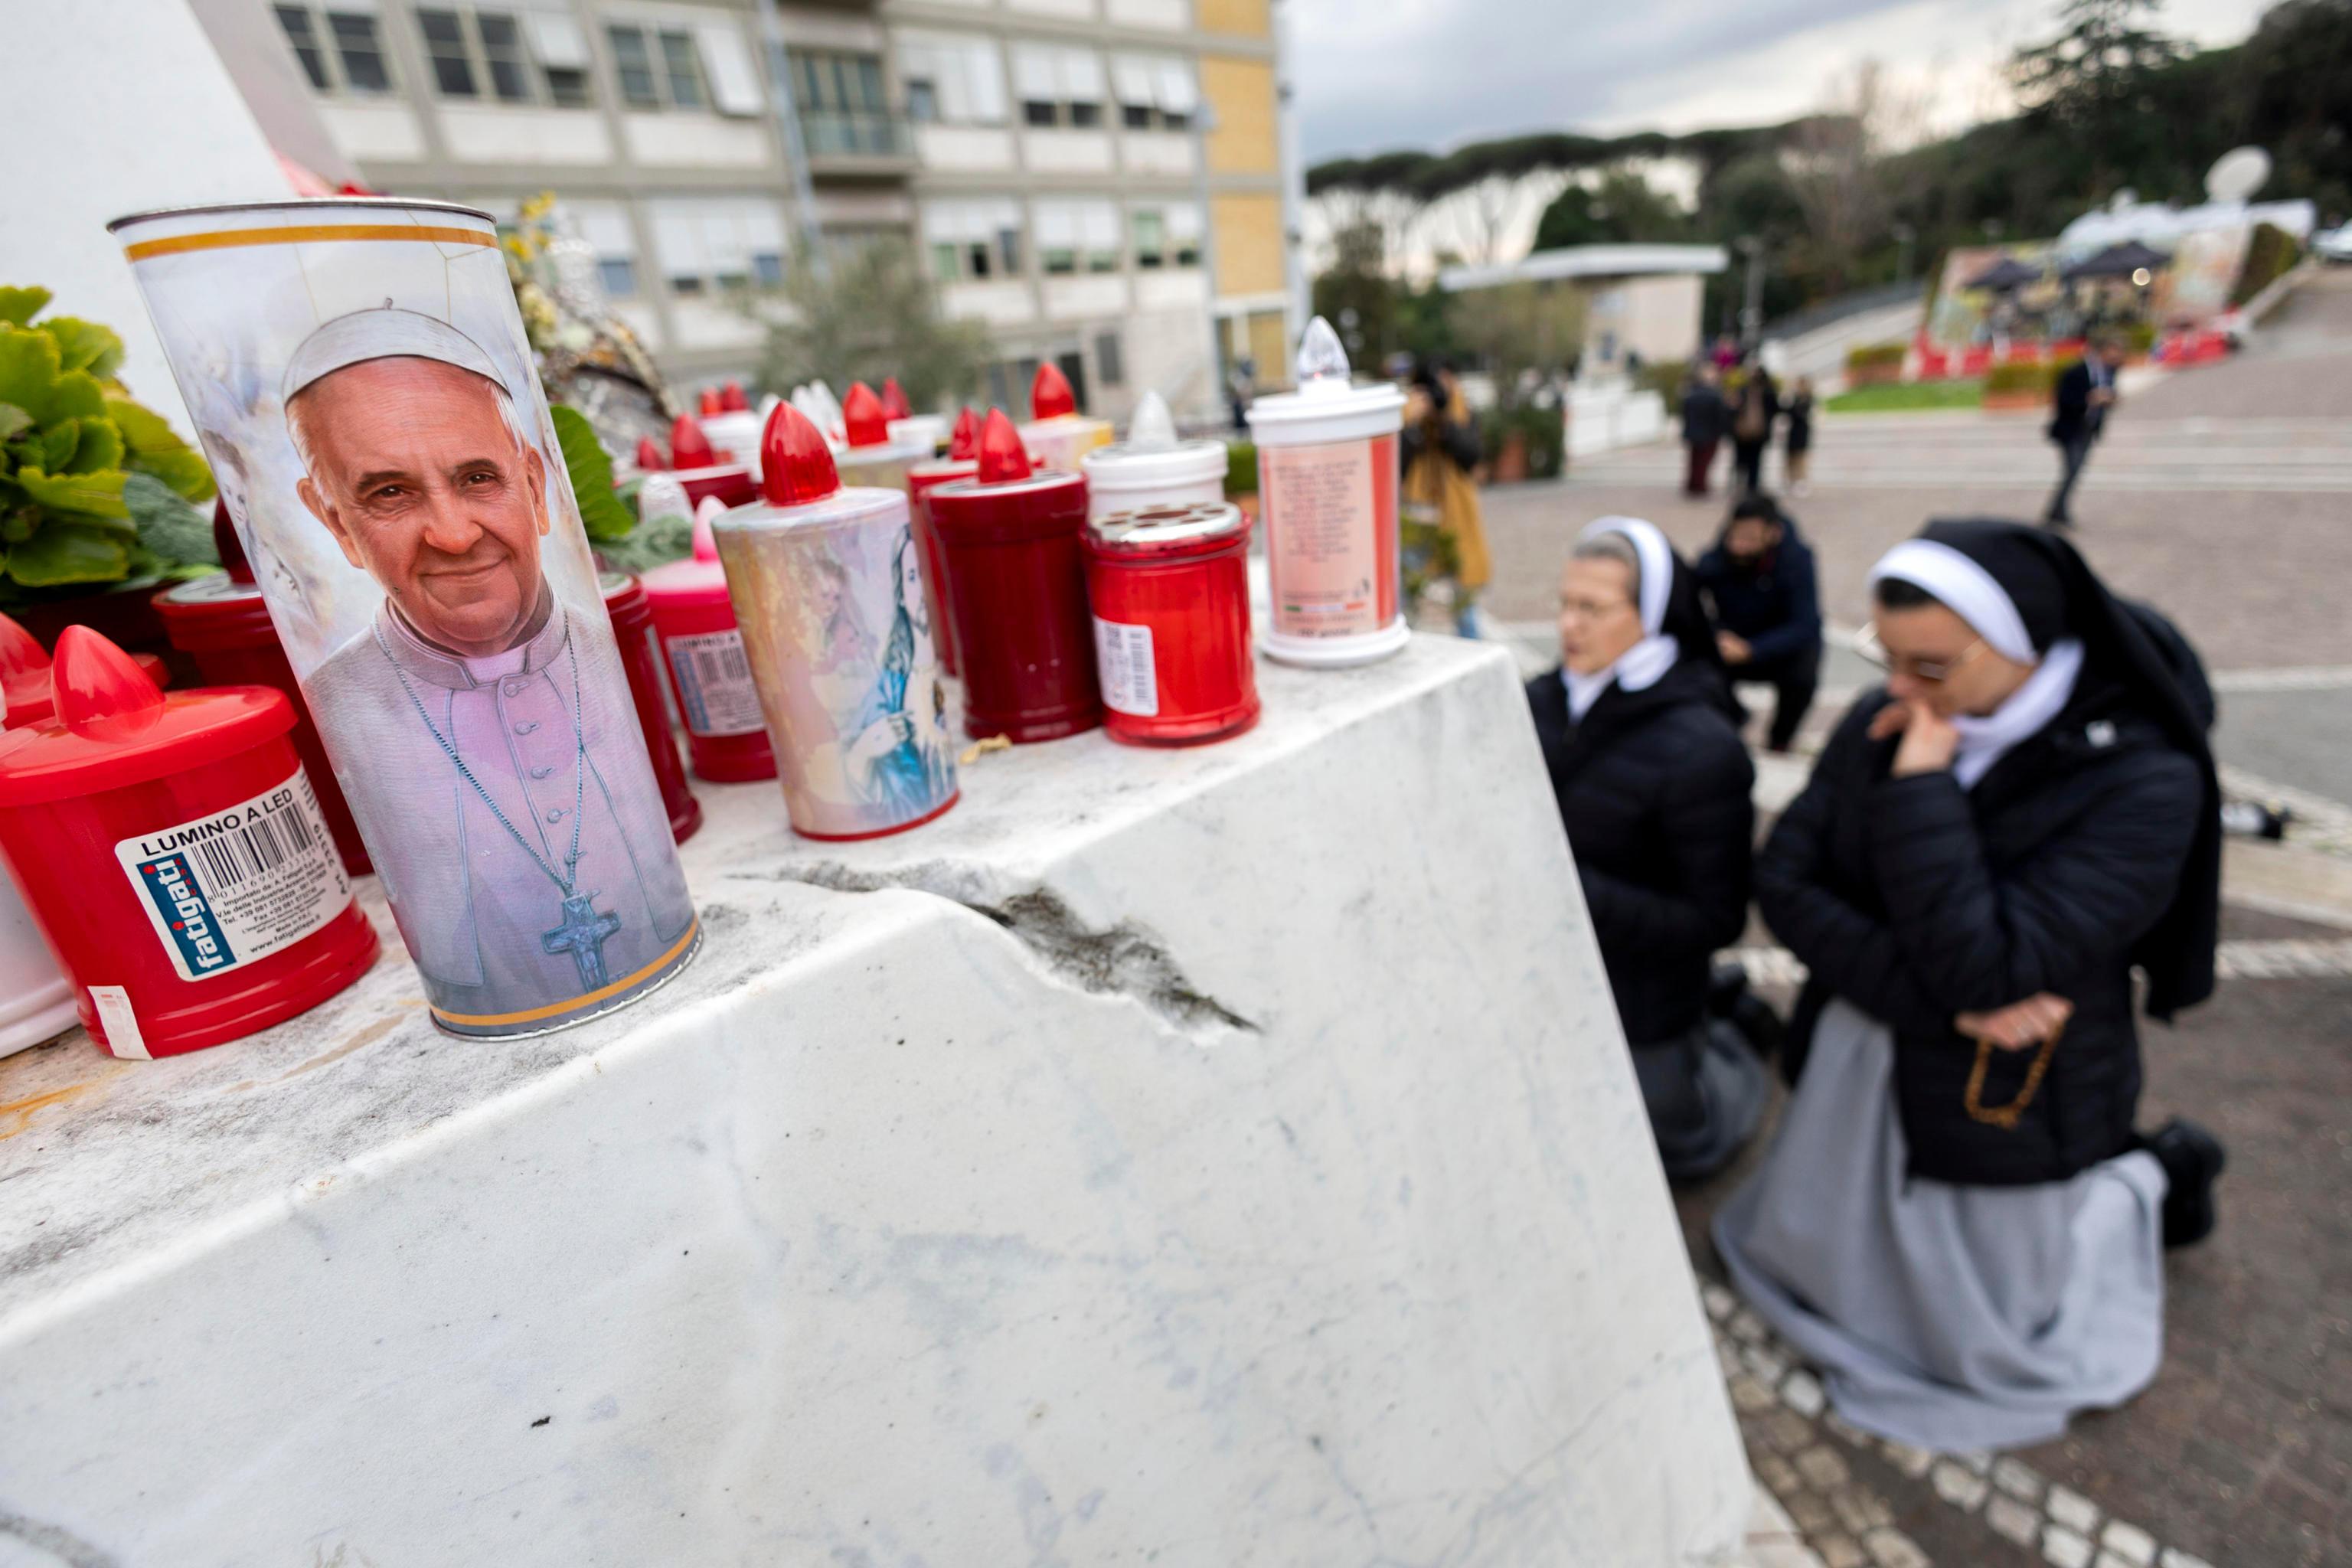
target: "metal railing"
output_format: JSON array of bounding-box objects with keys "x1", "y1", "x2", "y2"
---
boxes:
[{"x1": 798, "y1": 109, "x2": 913, "y2": 160}]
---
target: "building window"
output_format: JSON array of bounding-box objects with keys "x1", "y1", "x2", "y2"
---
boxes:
[
  {"x1": 476, "y1": 11, "x2": 531, "y2": 102},
  {"x1": 924, "y1": 198, "x2": 1024, "y2": 283},
  {"x1": 1111, "y1": 54, "x2": 1198, "y2": 132},
  {"x1": 660, "y1": 31, "x2": 705, "y2": 109},
  {"x1": 1132, "y1": 209, "x2": 1165, "y2": 269},
  {"x1": 514, "y1": 11, "x2": 594, "y2": 106},
  {"x1": 328, "y1": 10, "x2": 391, "y2": 93},
  {"x1": 274, "y1": 5, "x2": 329, "y2": 90},
  {"x1": 1095, "y1": 332, "x2": 1124, "y2": 388},
  {"x1": 608, "y1": 25, "x2": 660, "y2": 107},
  {"x1": 649, "y1": 198, "x2": 789, "y2": 297},
  {"x1": 789, "y1": 49, "x2": 902, "y2": 155},
  {"x1": 1011, "y1": 44, "x2": 1105, "y2": 131},
  {"x1": 416, "y1": 9, "x2": 477, "y2": 97},
  {"x1": 1034, "y1": 198, "x2": 1121, "y2": 277},
  {"x1": 598, "y1": 256, "x2": 638, "y2": 298},
  {"x1": 894, "y1": 33, "x2": 1007, "y2": 126}
]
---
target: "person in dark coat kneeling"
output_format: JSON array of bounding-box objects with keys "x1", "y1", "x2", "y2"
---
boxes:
[
  {"x1": 1696, "y1": 493, "x2": 1823, "y2": 753},
  {"x1": 1527, "y1": 516, "x2": 1766, "y2": 1181},
  {"x1": 1716, "y1": 518, "x2": 2227, "y2": 1455}
]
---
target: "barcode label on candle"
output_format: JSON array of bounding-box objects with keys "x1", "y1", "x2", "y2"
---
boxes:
[
  {"x1": 114, "y1": 768, "x2": 352, "y2": 984},
  {"x1": 1093, "y1": 616, "x2": 1159, "y2": 717},
  {"x1": 665, "y1": 629, "x2": 767, "y2": 736}
]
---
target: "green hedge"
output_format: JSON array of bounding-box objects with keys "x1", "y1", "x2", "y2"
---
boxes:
[
  {"x1": 1984, "y1": 360, "x2": 2061, "y2": 397},
  {"x1": 1845, "y1": 341, "x2": 1909, "y2": 372},
  {"x1": 1635, "y1": 360, "x2": 1690, "y2": 406},
  {"x1": 1223, "y1": 440, "x2": 1257, "y2": 497},
  {"x1": 2230, "y1": 221, "x2": 2299, "y2": 307},
  {"x1": 1478, "y1": 403, "x2": 1565, "y2": 481}
]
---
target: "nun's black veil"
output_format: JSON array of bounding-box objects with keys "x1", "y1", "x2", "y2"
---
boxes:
[{"x1": 1919, "y1": 519, "x2": 2220, "y2": 1020}]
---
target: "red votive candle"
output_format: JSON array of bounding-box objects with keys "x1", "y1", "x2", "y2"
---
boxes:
[
  {"x1": 0, "y1": 628, "x2": 379, "y2": 1058},
  {"x1": 927, "y1": 410, "x2": 1100, "y2": 743},
  {"x1": 600, "y1": 572, "x2": 702, "y2": 844},
  {"x1": 903, "y1": 406, "x2": 982, "y2": 678},
  {"x1": 640, "y1": 511, "x2": 777, "y2": 782},
  {"x1": 1083, "y1": 502, "x2": 1260, "y2": 746},
  {"x1": 150, "y1": 578, "x2": 372, "y2": 876}
]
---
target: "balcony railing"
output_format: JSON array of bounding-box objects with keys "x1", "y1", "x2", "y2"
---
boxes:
[{"x1": 799, "y1": 109, "x2": 913, "y2": 161}]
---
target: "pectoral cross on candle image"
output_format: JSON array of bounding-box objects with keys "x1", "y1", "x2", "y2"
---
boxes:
[{"x1": 543, "y1": 893, "x2": 622, "y2": 991}]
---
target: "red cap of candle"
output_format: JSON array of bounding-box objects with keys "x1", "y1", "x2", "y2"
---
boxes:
[
  {"x1": 880, "y1": 377, "x2": 913, "y2": 421},
  {"x1": 0, "y1": 626, "x2": 292, "y2": 804},
  {"x1": 977, "y1": 409, "x2": 1034, "y2": 483},
  {"x1": 697, "y1": 387, "x2": 722, "y2": 416},
  {"x1": 720, "y1": 380, "x2": 750, "y2": 413},
  {"x1": 842, "y1": 382, "x2": 889, "y2": 449},
  {"x1": 214, "y1": 499, "x2": 254, "y2": 585},
  {"x1": 635, "y1": 435, "x2": 667, "y2": 472},
  {"x1": 1030, "y1": 361, "x2": 1076, "y2": 420},
  {"x1": 949, "y1": 407, "x2": 981, "y2": 459},
  {"x1": 670, "y1": 413, "x2": 716, "y2": 469},
  {"x1": 760, "y1": 401, "x2": 841, "y2": 506},
  {"x1": 0, "y1": 614, "x2": 48, "y2": 727}
]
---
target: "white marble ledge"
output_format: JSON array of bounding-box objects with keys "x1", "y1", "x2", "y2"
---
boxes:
[{"x1": 0, "y1": 636, "x2": 1527, "y2": 1329}]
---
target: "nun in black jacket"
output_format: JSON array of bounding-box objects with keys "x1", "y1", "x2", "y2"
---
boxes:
[
  {"x1": 1716, "y1": 519, "x2": 2226, "y2": 1455},
  {"x1": 1527, "y1": 517, "x2": 1766, "y2": 1182}
]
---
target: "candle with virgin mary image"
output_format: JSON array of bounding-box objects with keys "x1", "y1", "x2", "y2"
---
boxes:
[{"x1": 113, "y1": 199, "x2": 700, "y2": 1038}]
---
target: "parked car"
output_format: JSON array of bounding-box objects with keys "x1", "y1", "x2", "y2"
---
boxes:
[{"x1": 2314, "y1": 224, "x2": 2352, "y2": 264}]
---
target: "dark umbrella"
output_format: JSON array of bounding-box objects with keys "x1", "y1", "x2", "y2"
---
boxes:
[
  {"x1": 2061, "y1": 240, "x2": 2171, "y2": 281},
  {"x1": 1963, "y1": 256, "x2": 2046, "y2": 292}
]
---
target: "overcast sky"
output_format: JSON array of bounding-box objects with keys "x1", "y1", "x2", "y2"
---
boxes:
[{"x1": 1290, "y1": 0, "x2": 2273, "y2": 165}]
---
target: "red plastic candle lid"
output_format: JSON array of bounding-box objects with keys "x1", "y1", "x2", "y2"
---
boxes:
[
  {"x1": 720, "y1": 381, "x2": 750, "y2": 413},
  {"x1": 670, "y1": 413, "x2": 717, "y2": 468},
  {"x1": 1031, "y1": 361, "x2": 1076, "y2": 420},
  {"x1": 841, "y1": 382, "x2": 890, "y2": 449},
  {"x1": 0, "y1": 626, "x2": 292, "y2": 805},
  {"x1": 760, "y1": 401, "x2": 843, "y2": 505},
  {"x1": 949, "y1": 407, "x2": 981, "y2": 459},
  {"x1": 639, "y1": 501, "x2": 734, "y2": 609},
  {"x1": 635, "y1": 435, "x2": 668, "y2": 472},
  {"x1": 978, "y1": 408, "x2": 1033, "y2": 482},
  {"x1": 697, "y1": 387, "x2": 723, "y2": 416},
  {"x1": 880, "y1": 377, "x2": 913, "y2": 421},
  {"x1": 3, "y1": 612, "x2": 172, "y2": 726}
]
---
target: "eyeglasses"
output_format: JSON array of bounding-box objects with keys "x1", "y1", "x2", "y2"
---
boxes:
[
  {"x1": 1854, "y1": 622, "x2": 1988, "y2": 684},
  {"x1": 1559, "y1": 596, "x2": 1635, "y2": 622}
]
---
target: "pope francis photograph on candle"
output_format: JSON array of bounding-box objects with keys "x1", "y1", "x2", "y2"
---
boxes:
[{"x1": 284, "y1": 306, "x2": 694, "y2": 1029}]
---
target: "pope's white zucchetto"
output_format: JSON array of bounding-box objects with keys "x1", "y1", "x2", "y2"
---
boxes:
[{"x1": 283, "y1": 306, "x2": 505, "y2": 403}]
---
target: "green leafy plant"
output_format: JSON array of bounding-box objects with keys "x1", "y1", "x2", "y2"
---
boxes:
[
  {"x1": 0, "y1": 286, "x2": 217, "y2": 597},
  {"x1": 550, "y1": 404, "x2": 635, "y2": 542},
  {"x1": 1222, "y1": 440, "x2": 1258, "y2": 498},
  {"x1": 1984, "y1": 359, "x2": 2062, "y2": 397},
  {"x1": 1845, "y1": 341, "x2": 1909, "y2": 371}
]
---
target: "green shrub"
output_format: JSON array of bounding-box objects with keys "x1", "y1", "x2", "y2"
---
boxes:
[
  {"x1": 1222, "y1": 439, "x2": 1257, "y2": 498},
  {"x1": 2121, "y1": 319, "x2": 2159, "y2": 355},
  {"x1": 1635, "y1": 359, "x2": 1690, "y2": 406},
  {"x1": 1984, "y1": 360, "x2": 2060, "y2": 397},
  {"x1": 1476, "y1": 403, "x2": 1565, "y2": 481},
  {"x1": 1845, "y1": 341, "x2": 1909, "y2": 372},
  {"x1": 2230, "y1": 221, "x2": 2300, "y2": 308},
  {"x1": 0, "y1": 286, "x2": 218, "y2": 597}
]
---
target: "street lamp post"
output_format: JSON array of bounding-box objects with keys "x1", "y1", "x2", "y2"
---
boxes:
[{"x1": 1736, "y1": 236, "x2": 1764, "y2": 350}]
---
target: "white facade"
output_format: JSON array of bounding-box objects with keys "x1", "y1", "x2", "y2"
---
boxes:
[{"x1": 212, "y1": 0, "x2": 1254, "y2": 420}]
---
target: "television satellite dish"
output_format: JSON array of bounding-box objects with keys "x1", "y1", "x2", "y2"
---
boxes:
[{"x1": 2207, "y1": 146, "x2": 2271, "y2": 204}]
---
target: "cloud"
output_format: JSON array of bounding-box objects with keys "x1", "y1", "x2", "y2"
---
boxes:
[{"x1": 1290, "y1": 0, "x2": 2270, "y2": 163}]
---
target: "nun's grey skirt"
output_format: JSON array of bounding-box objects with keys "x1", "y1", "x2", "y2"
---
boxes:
[{"x1": 1713, "y1": 999, "x2": 2167, "y2": 1452}]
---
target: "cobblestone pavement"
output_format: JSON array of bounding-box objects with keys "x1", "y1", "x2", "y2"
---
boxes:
[{"x1": 1460, "y1": 285, "x2": 2352, "y2": 1563}]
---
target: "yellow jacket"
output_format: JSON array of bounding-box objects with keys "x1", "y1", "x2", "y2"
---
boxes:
[{"x1": 1401, "y1": 389, "x2": 1492, "y2": 592}]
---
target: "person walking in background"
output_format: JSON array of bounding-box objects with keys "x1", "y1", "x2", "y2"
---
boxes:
[
  {"x1": 1402, "y1": 359, "x2": 1492, "y2": 638},
  {"x1": 2045, "y1": 334, "x2": 2127, "y2": 528},
  {"x1": 1783, "y1": 375, "x2": 1815, "y2": 496},
  {"x1": 1716, "y1": 518, "x2": 2226, "y2": 1453},
  {"x1": 1696, "y1": 493, "x2": 1822, "y2": 753},
  {"x1": 1527, "y1": 518, "x2": 1766, "y2": 1182},
  {"x1": 1680, "y1": 365, "x2": 1729, "y2": 498},
  {"x1": 1728, "y1": 358, "x2": 1779, "y2": 495}
]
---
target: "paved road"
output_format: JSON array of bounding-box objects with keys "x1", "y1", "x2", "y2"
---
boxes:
[{"x1": 1465, "y1": 270, "x2": 2352, "y2": 1566}]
